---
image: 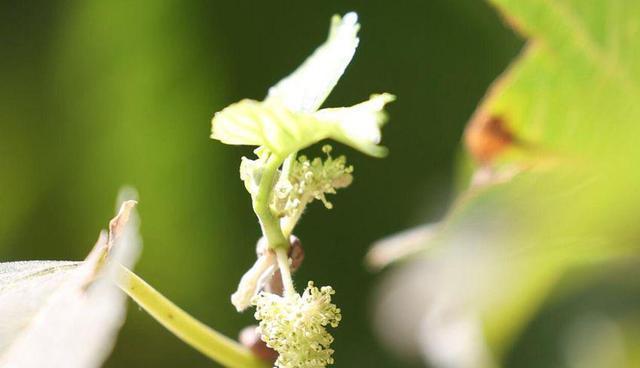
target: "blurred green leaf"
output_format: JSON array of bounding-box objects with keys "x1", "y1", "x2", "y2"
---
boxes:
[
  {"x1": 374, "y1": 1, "x2": 640, "y2": 367},
  {"x1": 469, "y1": 0, "x2": 640, "y2": 161}
]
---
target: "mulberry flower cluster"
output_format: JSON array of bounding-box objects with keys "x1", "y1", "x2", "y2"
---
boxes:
[
  {"x1": 271, "y1": 145, "x2": 353, "y2": 235},
  {"x1": 283, "y1": 145, "x2": 353, "y2": 211},
  {"x1": 253, "y1": 282, "x2": 341, "y2": 368}
]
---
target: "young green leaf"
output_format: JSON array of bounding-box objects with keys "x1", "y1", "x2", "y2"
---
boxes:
[
  {"x1": 210, "y1": 13, "x2": 394, "y2": 159},
  {"x1": 211, "y1": 93, "x2": 393, "y2": 158},
  {"x1": 266, "y1": 12, "x2": 360, "y2": 113}
]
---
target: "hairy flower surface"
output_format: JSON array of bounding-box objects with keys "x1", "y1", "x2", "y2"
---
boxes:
[
  {"x1": 253, "y1": 282, "x2": 341, "y2": 368},
  {"x1": 272, "y1": 145, "x2": 353, "y2": 218}
]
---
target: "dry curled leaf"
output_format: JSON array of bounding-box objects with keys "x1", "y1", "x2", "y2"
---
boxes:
[{"x1": 0, "y1": 197, "x2": 141, "y2": 368}]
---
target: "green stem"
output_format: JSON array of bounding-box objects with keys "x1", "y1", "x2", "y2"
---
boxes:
[
  {"x1": 116, "y1": 265, "x2": 269, "y2": 368},
  {"x1": 252, "y1": 154, "x2": 289, "y2": 250},
  {"x1": 275, "y1": 247, "x2": 295, "y2": 295}
]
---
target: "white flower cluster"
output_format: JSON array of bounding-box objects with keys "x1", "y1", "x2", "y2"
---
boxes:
[
  {"x1": 286, "y1": 145, "x2": 354, "y2": 211},
  {"x1": 271, "y1": 145, "x2": 353, "y2": 232},
  {"x1": 253, "y1": 282, "x2": 341, "y2": 368}
]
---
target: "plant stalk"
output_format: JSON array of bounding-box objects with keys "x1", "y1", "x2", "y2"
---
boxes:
[
  {"x1": 252, "y1": 154, "x2": 289, "y2": 250},
  {"x1": 116, "y1": 265, "x2": 269, "y2": 368},
  {"x1": 275, "y1": 247, "x2": 296, "y2": 295}
]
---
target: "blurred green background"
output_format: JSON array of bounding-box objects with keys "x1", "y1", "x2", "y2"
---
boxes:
[{"x1": 0, "y1": 0, "x2": 524, "y2": 367}]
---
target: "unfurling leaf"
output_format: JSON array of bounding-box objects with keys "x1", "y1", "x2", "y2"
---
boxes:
[
  {"x1": 266, "y1": 12, "x2": 360, "y2": 113},
  {"x1": 211, "y1": 94, "x2": 393, "y2": 158},
  {"x1": 211, "y1": 12, "x2": 394, "y2": 159}
]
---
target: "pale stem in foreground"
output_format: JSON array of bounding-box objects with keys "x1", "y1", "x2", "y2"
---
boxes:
[{"x1": 116, "y1": 265, "x2": 269, "y2": 368}]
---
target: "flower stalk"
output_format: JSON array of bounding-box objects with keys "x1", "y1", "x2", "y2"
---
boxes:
[
  {"x1": 252, "y1": 154, "x2": 290, "y2": 251},
  {"x1": 116, "y1": 265, "x2": 269, "y2": 368},
  {"x1": 275, "y1": 247, "x2": 296, "y2": 295}
]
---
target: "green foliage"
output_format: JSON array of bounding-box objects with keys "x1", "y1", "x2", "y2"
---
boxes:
[
  {"x1": 473, "y1": 0, "x2": 640, "y2": 357},
  {"x1": 373, "y1": 1, "x2": 640, "y2": 367}
]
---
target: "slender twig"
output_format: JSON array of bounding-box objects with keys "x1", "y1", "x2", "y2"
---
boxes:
[
  {"x1": 116, "y1": 265, "x2": 269, "y2": 368},
  {"x1": 252, "y1": 154, "x2": 289, "y2": 250},
  {"x1": 275, "y1": 248, "x2": 295, "y2": 295}
]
